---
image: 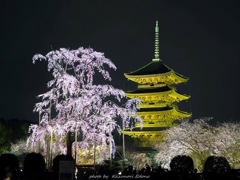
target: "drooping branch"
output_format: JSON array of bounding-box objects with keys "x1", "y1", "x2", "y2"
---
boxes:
[{"x1": 27, "y1": 47, "x2": 142, "y2": 164}]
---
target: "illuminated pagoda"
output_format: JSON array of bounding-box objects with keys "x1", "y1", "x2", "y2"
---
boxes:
[{"x1": 123, "y1": 21, "x2": 191, "y2": 147}]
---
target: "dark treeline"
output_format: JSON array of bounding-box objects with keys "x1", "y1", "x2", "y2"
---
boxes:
[{"x1": 0, "y1": 118, "x2": 32, "y2": 153}]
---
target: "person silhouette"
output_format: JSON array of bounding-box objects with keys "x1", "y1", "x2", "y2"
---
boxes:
[
  {"x1": 169, "y1": 155, "x2": 195, "y2": 180},
  {"x1": 203, "y1": 156, "x2": 231, "y2": 180},
  {"x1": 23, "y1": 152, "x2": 48, "y2": 180},
  {"x1": 0, "y1": 153, "x2": 20, "y2": 180}
]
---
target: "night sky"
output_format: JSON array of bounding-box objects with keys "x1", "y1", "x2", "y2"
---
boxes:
[{"x1": 1, "y1": 0, "x2": 240, "y2": 123}]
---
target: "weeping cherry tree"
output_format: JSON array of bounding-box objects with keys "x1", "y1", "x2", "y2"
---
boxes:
[{"x1": 26, "y1": 47, "x2": 141, "y2": 166}]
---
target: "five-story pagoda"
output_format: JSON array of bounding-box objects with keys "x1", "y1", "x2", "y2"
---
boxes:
[{"x1": 123, "y1": 21, "x2": 191, "y2": 147}]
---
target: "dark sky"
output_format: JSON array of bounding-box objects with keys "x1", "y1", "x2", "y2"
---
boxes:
[{"x1": 1, "y1": 0, "x2": 240, "y2": 123}]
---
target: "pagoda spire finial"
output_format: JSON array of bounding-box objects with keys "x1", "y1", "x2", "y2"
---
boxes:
[{"x1": 152, "y1": 20, "x2": 160, "y2": 62}]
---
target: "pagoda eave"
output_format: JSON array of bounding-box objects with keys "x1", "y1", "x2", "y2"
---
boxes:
[
  {"x1": 123, "y1": 130, "x2": 163, "y2": 136},
  {"x1": 137, "y1": 109, "x2": 192, "y2": 118},
  {"x1": 125, "y1": 91, "x2": 190, "y2": 103},
  {"x1": 135, "y1": 122, "x2": 177, "y2": 128},
  {"x1": 136, "y1": 113, "x2": 191, "y2": 127},
  {"x1": 124, "y1": 70, "x2": 189, "y2": 85},
  {"x1": 123, "y1": 130, "x2": 165, "y2": 141}
]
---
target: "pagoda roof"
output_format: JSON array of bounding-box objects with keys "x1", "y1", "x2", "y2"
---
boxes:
[
  {"x1": 124, "y1": 60, "x2": 188, "y2": 79},
  {"x1": 138, "y1": 106, "x2": 172, "y2": 112},
  {"x1": 125, "y1": 127, "x2": 168, "y2": 131},
  {"x1": 137, "y1": 106, "x2": 192, "y2": 120},
  {"x1": 127, "y1": 86, "x2": 171, "y2": 93},
  {"x1": 125, "y1": 86, "x2": 190, "y2": 102},
  {"x1": 137, "y1": 106, "x2": 192, "y2": 118},
  {"x1": 123, "y1": 129, "x2": 165, "y2": 140},
  {"x1": 126, "y1": 60, "x2": 170, "y2": 75}
]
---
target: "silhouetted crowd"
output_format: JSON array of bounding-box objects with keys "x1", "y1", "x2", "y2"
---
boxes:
[
  {"x1": 0, "y1": 153, "x2": 75, "y2": 180},
  {"x1": 1, "y1": 153, "x2": 240, "y2": 180}
]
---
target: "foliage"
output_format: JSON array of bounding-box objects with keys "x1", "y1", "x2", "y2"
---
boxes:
[
  {"x1": 0, "y1": 119, "x2": 30, "y2": 154},
  {"x1": 153, "y1": 117, "x2": 240, "y2": 171},
  {"x1": 26, "y1": 47, "x2": 141, "y2": 164},
  {"x1": 126, "y1": 152, "x2": 152, "y2": 170},
  {"x1": 10, "y1": 139, "x2": 27, "y2": 156},
  {"x1": 0, "y1": 121, "x2": 11, "y2": 152}
]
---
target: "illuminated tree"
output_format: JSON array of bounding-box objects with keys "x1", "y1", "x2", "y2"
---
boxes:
[
  {"x1": 214, "y1": 123, "x2": 240, "y2": 169},
  {"x1": 10, "y1": 139, "x2": 27, "y2": 156},
  {"x1": 26, "y1": 47, "x2": 141, "y2": 165},
  {"x1": 154, "y1": 117, "x2": 240, "y2": 171},
  {"x1": 126, "y1": 152, "x2": 151, "y2": 170}
]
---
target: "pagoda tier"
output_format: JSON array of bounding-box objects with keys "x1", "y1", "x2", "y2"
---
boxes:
[
  {"x1": 123, "y1": 130, "x2": 164, "y2": 138},
  {"x1": 135, "y1": 106, "x2": 191, "y2": 128},
  {"x1": 123, "y1": 127, "x2": 166, "y2": 143},
  {"x1": 125, "y1": 85, "x2": 190, "y2": 107},
  {"x1": 124, "y1": 60, "x2": 189, "y2": 85}
]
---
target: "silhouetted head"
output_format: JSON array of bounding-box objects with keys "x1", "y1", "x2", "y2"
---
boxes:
[
  {"x1": 203, "y1": 156, "x2": 231, "y2": 174},
  {"x1": 170, "y1": 155, "x2": 194, "y2": 173},
  {"x1": 0, "y1": 153, "x2": 20, "y2": 180},
  {"x1": 23, "y1": 152, "x2": 45, "y2": 173},
  {"x1": 128, "y1": 165, "x2": 133, "y2": 172}
]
